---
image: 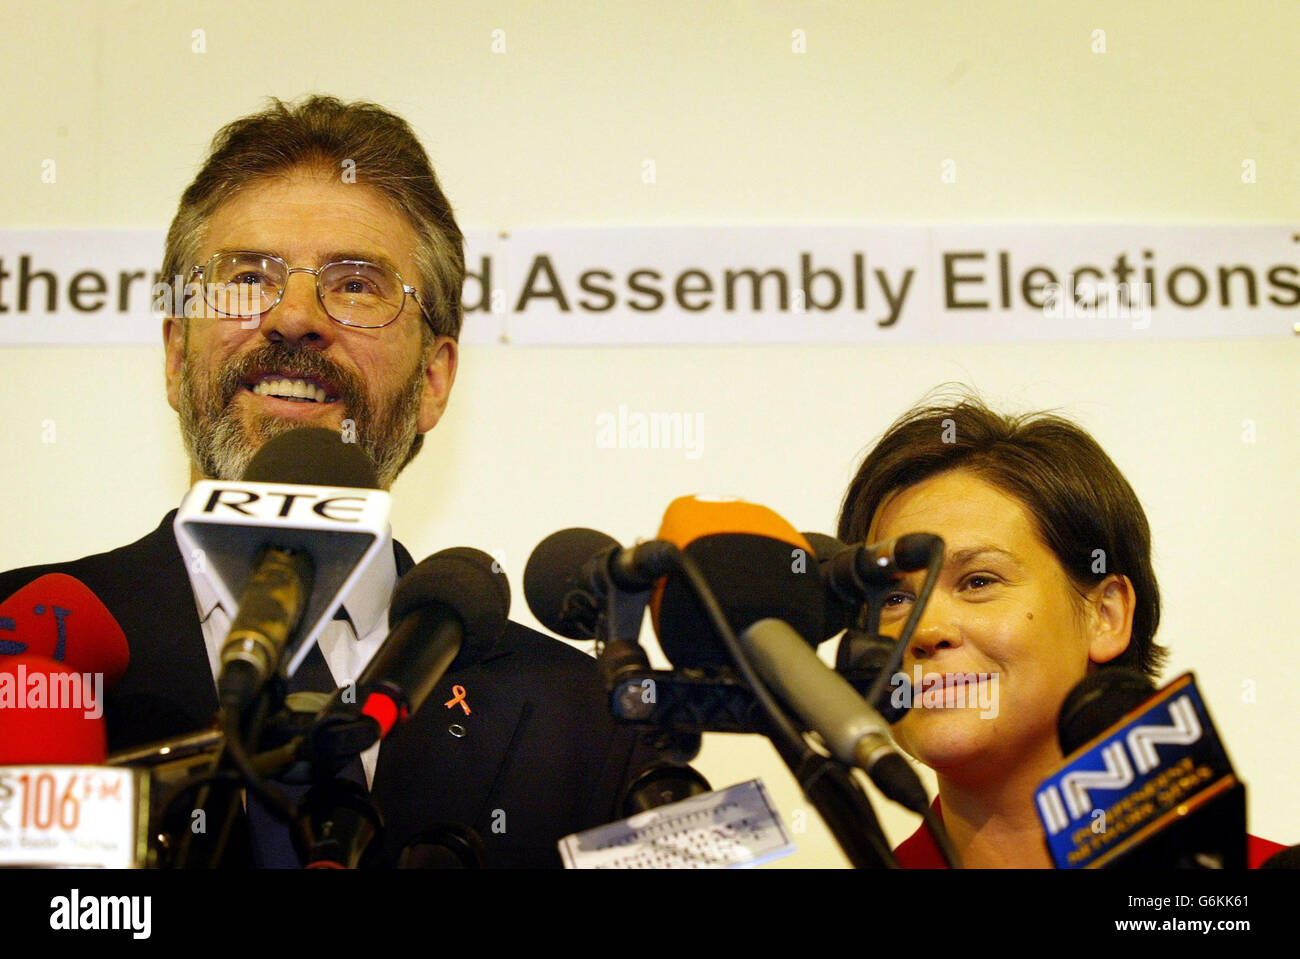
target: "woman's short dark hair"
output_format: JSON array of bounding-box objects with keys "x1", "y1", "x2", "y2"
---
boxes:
[{"x1": 837, "y1": 388, "x2": 1166, "y2": 681}]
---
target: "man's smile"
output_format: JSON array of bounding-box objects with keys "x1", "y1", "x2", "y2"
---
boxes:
[{"x1": 244, "y1": 374, "x2": 338, "y2": 404}]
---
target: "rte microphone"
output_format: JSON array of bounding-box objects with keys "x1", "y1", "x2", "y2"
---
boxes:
[
  {"x1": 651, "y1": 495, "x2": 829, "y2": 668},
  {"x1": 172, "y1": 427, "x2": 391, "y2": 714},
  {"x1": 739, "y1": 618, "x2": 929, "y2": 815},
  {"x1": 351, "y1": 547, "x2": 511, "y2": 740},
  {"x1": 1036, "y1": 669, "x2": 1247, "y2": 869},
  {"x1": 523, "y1": 528, "x2": 676, "y2": 641},
  {"x1": 0, "y1": 573, "x2": 130, "y2": 688}
]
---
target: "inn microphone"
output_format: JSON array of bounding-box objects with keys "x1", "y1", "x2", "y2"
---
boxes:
[{"x1": 1038, "y1": 669, "x2": 1247, "y2": 869}]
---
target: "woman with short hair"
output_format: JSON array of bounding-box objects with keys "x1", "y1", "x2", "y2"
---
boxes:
[{"x1": 837, "y1": 390, "x2": 1281, "y2": 867}]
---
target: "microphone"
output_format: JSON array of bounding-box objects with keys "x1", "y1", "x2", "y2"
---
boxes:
[
  {"x1": 397, "y1": 824, "x2": 485, "y2": 869},
  {"x1": 818, "y1": 532, "x2": 942, "y2": 603},
  {"x1": 350, "y1": 547, "x2": 510, "y2": 741},
  {"x1": 1037, "y1": 669, "x2": 1247, "y2": 869},
  {"x1": 172, "y1": 427, "x2": 391, "y2": 712},
  {"x1": 651, "y1": 496, "x2": 829, "y2": 667},
  {"x1": 1057, "y1": 668, "x2": 1158, "y2": 754},
  {"x1": 739, "y1": 618, "x2": 929, "y2": 814},
  {"x1": 523, "y1": 528, "x2": 676, "y2": 641},
  {"x1": 646, "y1": 496, "x2": 902, "y2": 867},
  {"x1": 620, "y1": 763, "x2": 712, "y2": 817},
  {"x1": 0, "y1": 654, "x2": 107, "y2": 764},
  {"x1": 0, "y1": 574, "x2": 129, "y2": 688},
  {"x1": 292, "y1": 778, "x2": 384, "y2": 869}
]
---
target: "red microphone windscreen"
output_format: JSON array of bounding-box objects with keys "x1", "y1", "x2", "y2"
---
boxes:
[
  {"x1": 0, "y1": 573, "x2": 129, "y2": 689},
  {"x1": 0, "y1": 654, "x2": 108, "y2": 764}
]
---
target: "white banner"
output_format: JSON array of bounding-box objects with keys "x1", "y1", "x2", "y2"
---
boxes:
[{"x1": 3, "y1": 225, "x2": 1297, "y2": 346}]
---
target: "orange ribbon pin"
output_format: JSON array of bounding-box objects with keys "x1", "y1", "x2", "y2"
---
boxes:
[{"x1": 444, "y1": 684, "x2": 471, "y2": 715}]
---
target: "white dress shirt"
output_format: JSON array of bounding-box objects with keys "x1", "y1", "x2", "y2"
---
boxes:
[{"x1": 177, "y1": 524, "x2": 398, "y2": 787}]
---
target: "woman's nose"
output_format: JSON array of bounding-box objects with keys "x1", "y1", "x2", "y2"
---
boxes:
[{"x1": 908, "y1": 603, "x2": 962, "y2": 660}]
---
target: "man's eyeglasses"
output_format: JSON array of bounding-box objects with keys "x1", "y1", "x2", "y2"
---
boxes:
[{"x1": 188, "y1": 251, "x2": 434, "y2": 331}]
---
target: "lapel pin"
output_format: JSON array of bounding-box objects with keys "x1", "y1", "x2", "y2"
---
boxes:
[{"x1": 445, "y1": 684, "x2": 471, "y2": 715}]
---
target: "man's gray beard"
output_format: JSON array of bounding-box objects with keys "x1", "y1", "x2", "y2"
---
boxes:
[{"x1": 176, "y1": 349, "x2": 427, "y2": 490}]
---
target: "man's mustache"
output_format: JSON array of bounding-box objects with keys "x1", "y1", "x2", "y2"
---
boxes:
[{"x1": 214, "y1": 344, "x2": 364, "y2": 407}]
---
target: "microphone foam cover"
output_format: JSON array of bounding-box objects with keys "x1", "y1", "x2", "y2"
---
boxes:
[
  {"x1": 1057, "y1": 667, "x2": 1157, "y2": 755},
  {"x1": 653, "y1": 497, "x2": 825, "y2": 668},
  {"x1": 390, "y1": 548, "x2": 510, "y2": 655},
  {"x1": 0, "y1": 654, "x2": 108, "y2": 764},
  {"x1": 0, "y1": 573, "x2": 129, "y2": 689},
  {"x1": 241, "y1": 426, "x2": 379, "y2": 489},
  {"x1": 894, "y1": 533, "x2": 941, "y2": 571},
  {"x1": 523, "y1": 528, "x2": 621, "y2": 639},
  {"x1": 801, "y1": 532, "x2": 855, "y2": 637},
  {"x1": 800, "y1": 532, "x2": 847, "y2": 563}
]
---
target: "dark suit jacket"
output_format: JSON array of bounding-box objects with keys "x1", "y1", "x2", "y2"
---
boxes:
[{"x1": 0, "y1": 512, "x2": 655, "y2": 868}]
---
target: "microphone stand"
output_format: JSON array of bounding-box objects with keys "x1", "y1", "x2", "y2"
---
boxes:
[{"x1": 590, "y1": 547, "x2": 899, "y2": 868}]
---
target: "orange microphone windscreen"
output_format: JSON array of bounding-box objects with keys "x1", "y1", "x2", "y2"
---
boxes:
[{"x1": 651, "y1": 496, "x2": 824, "y2": 668}]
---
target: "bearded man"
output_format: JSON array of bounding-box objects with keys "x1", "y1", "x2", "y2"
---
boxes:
[{"x1": 0, "y1": 96, "x2": 652, "y2": 868}]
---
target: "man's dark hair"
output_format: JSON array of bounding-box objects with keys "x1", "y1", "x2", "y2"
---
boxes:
[
  {"x1": 837, "y1": 387, "x2": 1166, "y2": 681},
  {"x1": 161, "y1": 94, "x2": 465, "y2": 342}
]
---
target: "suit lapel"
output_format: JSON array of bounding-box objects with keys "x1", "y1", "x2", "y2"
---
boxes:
[{"x1": 102, "y1": 511, "x2": 218, "y2": 751}]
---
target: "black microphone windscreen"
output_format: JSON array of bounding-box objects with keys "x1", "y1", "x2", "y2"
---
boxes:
[
  {"x1": 523, "y1": 528, "x2": 621, "y2": 639},
  {"x1": 241, "y1": 426, "x2": 379, "y2": 489},
  {"x1": 894, "y1": 533, "x2": 940, "y2": 571},
  {"x1": 657, "y1": 533, "x2": 826, "y2": 668},
  {"x1": 801, "y1": 531, "x2": 856, "y2": 638},
  {"x1": 801, "y1": 532, "x2": 846, "y2": 562},
  {"x1": 390, "y1": 548, "x2": 510, "y2": 653},
  {"x1": 1057, "y1": 667, "x2": 1157, "y2": 755}
]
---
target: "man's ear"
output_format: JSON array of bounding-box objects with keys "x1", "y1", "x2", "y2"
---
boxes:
[
  {"x1": 417, "y1": 336, "x2": 458, "y2": 434},
  {"x1": 1086, "y1": 574, "x2": 1136, "y2": 665},
  {"x1": 163, "y1": 316, "x2": 185, "y2": 412}
]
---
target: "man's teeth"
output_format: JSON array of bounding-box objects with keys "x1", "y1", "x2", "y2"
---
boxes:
[{"x1": 251, "y1": 378, "x2": 328, "y2": 402}]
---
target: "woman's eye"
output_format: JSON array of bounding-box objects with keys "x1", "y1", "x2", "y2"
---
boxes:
[
  {"x1": 959, "y1": 573, "x2": 998, "y2": 591},
  {"x1": 882, "y1": 590, "x2": 915, "y2": 608}
]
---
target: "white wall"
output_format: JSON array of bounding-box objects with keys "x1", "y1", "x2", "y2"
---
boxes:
[{"x1": 2, "y1": 1, "x2": 1297, "y2": 865}]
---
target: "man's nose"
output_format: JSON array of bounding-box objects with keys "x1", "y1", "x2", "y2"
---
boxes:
[{"x1": 258, "y1": 270, "x2": 336, "y2": 348}]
